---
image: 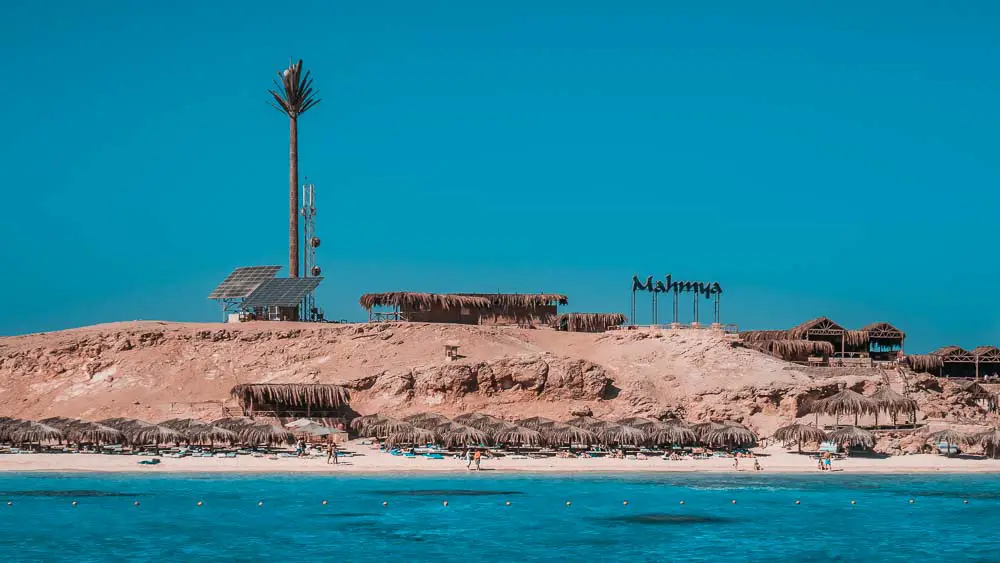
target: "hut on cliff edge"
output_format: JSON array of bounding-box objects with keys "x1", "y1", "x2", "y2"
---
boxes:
[
  {"x1": 740, "y1": 317, "x2": 905, "y2": 366},
  {"x1": 359, "y1": 292, "x2": 568, "y2": 327}
]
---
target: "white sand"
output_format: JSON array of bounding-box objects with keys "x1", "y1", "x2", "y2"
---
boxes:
[{"x1": 2, "y1": 445, "x2": 999, "y2": 474}]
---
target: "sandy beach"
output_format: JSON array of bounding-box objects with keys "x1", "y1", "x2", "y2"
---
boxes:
[{"x1": 2, "y1": 444, "x2": 999, "y2": 474}]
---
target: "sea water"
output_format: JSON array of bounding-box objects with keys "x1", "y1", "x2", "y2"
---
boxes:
[{"x1": 0, "y1": 472, "x2": 997, "y2": 562}]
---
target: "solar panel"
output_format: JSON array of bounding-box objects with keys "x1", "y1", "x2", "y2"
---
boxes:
[
  {"x1": 208, "y1": 266, "x2": 282, "y2": 299},
  {"x1": 242, "y1": 277, "x2": 323, "y2": 308}
]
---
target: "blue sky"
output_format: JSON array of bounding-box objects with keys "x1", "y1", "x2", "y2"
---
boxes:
[{"x1": 1, "y1": 2, "x2": 997, "y2": 351}]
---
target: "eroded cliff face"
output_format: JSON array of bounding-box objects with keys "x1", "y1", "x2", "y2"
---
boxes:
[{"x1": 2, "y1": 321, "x2": 995, "y2": 437}]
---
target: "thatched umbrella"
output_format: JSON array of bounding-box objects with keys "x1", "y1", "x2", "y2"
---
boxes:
[
  {"x1": 8, "y1": 422, "x2": 64, "y2": 444},
  {"x1": 815, "y1": 389, "x2": 877, "y2": 426},
  {"x1": 350, "y1": 414, "x2": 392, "y2": 433},
  {"x1": 871, "y1": 387, "x2": 918, "y2": 426},
  {"x1": 542, "y1": 423, "x2": 598, "y2": 447},
  {"x1": 439, "y1": 423, "x2": 490, "y2": 448},
  {"x1": 927, "y1": 429, "x2": 966, "y2": 455},
  {"x1": 829, "y1": 426, "x2": 874, "y2": 449},
  {"x1": 517, "y1": 416, "x2": 558, "y2": 430},
  {"x1": 704, "y1": 424, "x2": 758, "y2": 449},
  {"x1": 99, "y1": 418, "x2": 183, "y2": 446},
  {"x1": 773, "y1": 423, "x2": 828, "y2": 452},
  {"x1": 690, "y1": 421, "x2": 727, "y2": 444},
  {"x1": 0, "y1": 418, "x2": 27, "y2": 443},
  {"x1": 598, "y1": 424, "x2": 648, "y2": 447},
  {"x1": 646, "y1": 424, "x2": 696, "y2": 447},
  {"x1": 564, "y1": 416, "x2": 611, "y2": 431},
  {"x1": 160, "y1": 419, "x2": 237, "y2": 444},
  {"x1": 453, "y1": 413, "x2": 507, "y2": 433},
  {"x1": 383, "y1": 426, "x2": 437, "y2": 448},
  {"x1": 971, "y1": 428, "x2": 1000, "y2": 458},
  {"x1": 493, "y1": 426, "x2": 544, "y2": 449},
  {"x1": 403, "y1": 413, "x2": 451, "y2": 429},
  {"x1": 240, "y1": 423, "x2": 295, "y2": 446},
  {"x1": 364, "y1": 417, "x2": 413, "y2": 438},
  {"x1": 43, "y1": 418, "x2": 123, "y2": 445}
]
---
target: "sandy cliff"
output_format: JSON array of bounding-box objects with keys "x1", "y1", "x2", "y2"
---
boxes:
[{"x1": 0, "y1": 321, "x2": 994, "y2": 439}]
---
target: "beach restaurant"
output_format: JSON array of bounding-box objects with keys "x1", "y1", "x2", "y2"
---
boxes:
[
  {"x1": 906, "y1": 346, "x2": 1000, "y2": 380},
  {"x1": 740, "y1": 317, "x2": 906, "y2": 366},
  {"x1": 359, "y1": 292, "x2": 568, "y2": 327}
]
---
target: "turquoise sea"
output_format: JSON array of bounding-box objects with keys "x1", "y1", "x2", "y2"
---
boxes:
[{"x1": 0, "y1": 472, "x2": 997, "y2": 562}]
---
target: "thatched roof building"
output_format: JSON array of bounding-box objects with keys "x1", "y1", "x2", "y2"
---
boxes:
[
  {"x1": 553, "y1": 313, "x2": 627, "y2": 333},
  {"x1": 908, "y1": 346, "x2": 979, "y2": 378},
  {"x1": 230, "y1": 383, "x2": 350, "y2": 417},
  {"x1": 741, "y1": 318, "x2": 906, "y2": 363},
  {"x1": 748, "y1": 339, "x2": 834, "y2": 362},
  {"x1": 359, "y1": 292, "x2": 568, "y2": 327}
]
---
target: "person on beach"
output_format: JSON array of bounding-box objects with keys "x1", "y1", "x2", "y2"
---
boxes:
[
  {"x1": 327, "y1": 443, "x2": 333, "y2": 464},
  {"x1": 733, "y1": 456, "x2": 739, "y2": 471},
  {"x1": 473, "y1": 450, "x2": 482, "y2": 471},
  {"x1": 823, "y1": 455, "x2": 832, "y2": 471},
  {"x1": 754, "y1": 458, "x2": 762, "y2": 471},
  {"x1": 465, "y1": 449, "x2": 472, "y2": 469}
]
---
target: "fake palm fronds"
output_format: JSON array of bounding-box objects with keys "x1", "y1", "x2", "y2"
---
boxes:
[
  {"x1": 239, "y1": 423, "x2": 295, "y2": 446},
  {"x1": 971, "y1": 428, "x2": 1000, "y2": 449},
  {"x1": 350, "y1": 414, "x2": 391, "y2": 433},
  {"x1": 493, "y1": 426, "x2": 544, "y2": 447},
  {"x1": 691, "y1": 421, "x2": 727, "y2": 442},
  {"x1": 871, "y1": 387, "x2": 918, "y2": 417},
  {"x1": 740, "y1": 330, "x2": 789, "y2": 343},
  {"x1": 0, "y1": 417, "x2": 27, "y2": 442},
  {"x1": 829, "y1": 426, "x2": 874, "y2": 449},
  {"x1": 268, "y1": 59, "x2": 320, "y2": 118},
  {"x1": 230, "y1": 383, "x2": 349, "y2": 410},
  {"x1": 564, "y1": 416, "x2": 611, "y2": 431},
  {"x1": 41, "y1": 418, "x2": 124, "y2": 444},
  {"x1": 905, "y1": 354, "x2": 943, "y2": 372},
  {"x1": 749, "y1": 339, "x2": 835, "y2": 361},
  {"x1": 363, "y1": 417, "x2": 412, "y2": 438},
  {"x1": 704, "y1": 423, "x2": 758, "y2": 448},
  {"x1": 786, "y1": 317, "x2": 846, "y2": 340}
]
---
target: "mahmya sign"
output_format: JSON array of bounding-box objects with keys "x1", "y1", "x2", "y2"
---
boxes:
[{"x1": 630, "y1": 274, "x2": 723, "y2": 326}]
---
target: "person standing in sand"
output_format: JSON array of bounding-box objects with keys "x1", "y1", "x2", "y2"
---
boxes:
[
  {"x1": 733, "y1": 456, "x2": 739, "y2": 471},
  {"x1": 465, "y1": 449, "x2": 472, "y2": 469},
  {"x1": 473, "y1": 450, "x2": 482, "y2": 471}
]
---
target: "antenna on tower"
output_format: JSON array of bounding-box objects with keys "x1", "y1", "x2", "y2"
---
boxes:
[{"x1": 300, "y1": 181, "x2": 323, "y2": 321}]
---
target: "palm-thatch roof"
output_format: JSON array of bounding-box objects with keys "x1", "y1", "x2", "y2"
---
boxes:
[
  {"x1": 383, "y1": 426, "x2": 437, "y2": 448},
  {"x1": 871, "y1": 387, "x2": 918, "y2": 417},
  {"x1": 812, "y1": 389, "x2": 877, "y2": 417},
  {"x1": 359, "y1": 292, "x2": 568, "y2": 311},
  {"x1": 773, "y1": 423, "x2": 828, "y2": 447},
  {"x1": 40, "y1": 417, "x2": 123, "y2": 444},
  {"x1": 958, "y1": 381, "x2": 994, "y2": 401},
  {"x1": 616, "y1": 417, "x2": 659, "y2": 430},
  {"x1": 350, "y1": 414, "x2": 391, "y2": 432},
  {"x1": 359, "y1": 292, "x2": 491, "y2": 311},
  {"x1": 159, "y1": 419, "x2": 237, "y2": 443},
  {"x1": 740, "y1": 330, "x2": 789, "y2": 343},
  {"x1": 7, "y1": 422, "x2": 64, "y2": 443},
  {"x1": 971, "y1": 428, "x2": 1000, "y2": 449},
  {"x1": 542, "y1": 423, "x2": 598, "y2": 445},
  {"x1": 362, "y1": 417, "x2": 412, "y2": 438},
  {"x1": 704, "y1": 424, "x2": 758, "y2": 448},
  {"x1": 863, "y1": 322, "x2": 905, "y2": 341},
  {"x1": 972, "y1": 346, "x2": 1000, "y2": 363},
  {"x1": 787, "y1": 317, "x2": 846, "y2": 339},
  {"x1": 933, "y1": 346, "x2": 975, "y2": 362},
  {"x1": 493, "y1": 426, "x2": 544, "y2": 447},
  {"x1": 598, "y1": 424, "x2": 648, "y2": 446},
  {"x1": 906, "y1": 354, "x2": 943, "y2": 372},
  {"x1": 829, "y1": 426, "x2": 874, "y2": 448},
  {"x1": 402, "y1": 413, "x2": 452, "y2": 429},
  {"x1": 0, "y1": 417, "x2": 26, "y2": 442},
  {"x1": 749, "y1": 339, "x2": 835, "y2": 362},
  {"x1": 239, "y1": 423, "x2": 295, "y2": 446},
  {"x1": 99, "y1": 418, "x2": 184, "y2": 445},
  {"x1": 453, "y1": 413, "x2": 508, "y2": 432},
  {"x1": 690, "y1": 421, "x2": 728, "y2": 442},
  {"x1": 517, "y1": 416, "x2": 558, "y2": 430},
  {"x1": 564, "y1": 416, "x2": 611, "y2": 431},
  {"x1": 553, "y1": 313, "x2": 627, "y2": 332},
  {"x1": 927, "y1": 429, "x2": 967, "y2": 446},
  {"x1": 438, "y1": 423, "x2": 491, "y2": 448},
  {"x1": 230, "y1": 383, "x2": 350, "y2": 410},
  {"x1": 647, "y1": 423, "x2": 697, "y2": 446}
]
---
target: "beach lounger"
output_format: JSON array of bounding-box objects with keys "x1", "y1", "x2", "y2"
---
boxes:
[
  {"x1": 424, "y1": 453, "x2": 444, "y2": 459},
  {"x1": 137, "y1": 458, "x2": 161, "y2": 465}
]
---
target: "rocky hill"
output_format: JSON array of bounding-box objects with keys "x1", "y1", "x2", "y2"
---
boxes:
[{"x1": 0, "y1": 321, "x2": 994, "y2": 438}]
